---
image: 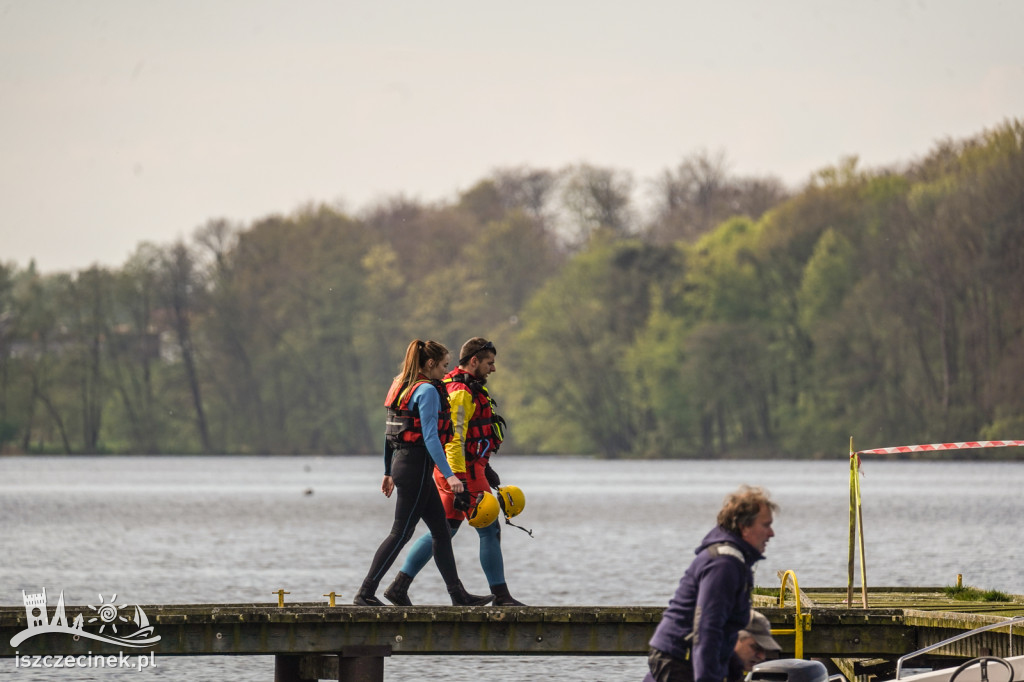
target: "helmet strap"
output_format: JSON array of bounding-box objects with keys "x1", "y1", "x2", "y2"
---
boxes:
[{"x1": 504, "y1": 516, "x2": 534, "y2": 537}]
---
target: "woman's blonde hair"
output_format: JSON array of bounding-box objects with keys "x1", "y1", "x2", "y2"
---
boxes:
[{"x1": 394, "y1": 339, "x2": 449, "y2": 397}]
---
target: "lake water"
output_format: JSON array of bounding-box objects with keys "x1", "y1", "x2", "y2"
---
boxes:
[{"x1": 2, "y1": 455, "x2": 1023, "y2": 680}]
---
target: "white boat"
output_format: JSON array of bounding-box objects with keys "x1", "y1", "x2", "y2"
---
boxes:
[
  {"x1": 749, "y1": 616, "x2": 1024, "y2": 682},
  {"x1": 892, "y1": 616, "x2": 1024, "y2": 682},
  {"x1": 896, "y1": 655, "x2": 1024, "y2": 682}
]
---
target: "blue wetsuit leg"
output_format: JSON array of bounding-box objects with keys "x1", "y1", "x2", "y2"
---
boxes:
[
  {"x1": 400, "y1": 524, "x2": 461, "y2": 577},
  {"x1": 477, "y1": 519, "x2": 504, "y2": 586}
]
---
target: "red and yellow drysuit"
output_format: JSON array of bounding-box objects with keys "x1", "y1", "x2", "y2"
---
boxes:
[{"x1": 432, "y1": 368, "x2": 504, "y2": 520}]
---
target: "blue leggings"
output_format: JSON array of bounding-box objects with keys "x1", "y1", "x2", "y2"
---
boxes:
[{"x1": 400, "y1": 517, "x2": 504, "y2": 586}]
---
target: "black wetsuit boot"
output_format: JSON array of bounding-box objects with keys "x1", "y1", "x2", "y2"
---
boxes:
[
  {"x1": 353, "y1": 580, "x2": 385, "y2": 606},
  {"x1": 384, "y1": 571, "x2": 414, "y2": 606},
  {"x1": 490, "y1": 582, "x2": 525, "y2": 606},
  {"x1": 448, "y1": 581, "x2": 493, "y2": 606}
]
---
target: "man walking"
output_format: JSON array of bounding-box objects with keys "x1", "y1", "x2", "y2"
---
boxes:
[
  {"x1": 384, "y1": 337, "x2": 524, "y2": 606},
  {"x1": 645, "y1": 485, "x2": 778, "y2": 682}
]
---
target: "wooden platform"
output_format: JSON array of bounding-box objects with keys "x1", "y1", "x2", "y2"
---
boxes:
[{"x1": 3, "y1": 590, "x2": 1024, "y2": 681}]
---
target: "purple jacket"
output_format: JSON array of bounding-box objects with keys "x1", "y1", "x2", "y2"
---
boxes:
[{"x1": 647, "y1": 526, "x2": 763, "y2": 682}]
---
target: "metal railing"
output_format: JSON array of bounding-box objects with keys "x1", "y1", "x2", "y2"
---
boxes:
[
  {"x1": 774, "y1": 570, "x2": 813, "y2": 659},
  {"x1": 894, "y1": 616, "x2": 1024, "y2": 679}
]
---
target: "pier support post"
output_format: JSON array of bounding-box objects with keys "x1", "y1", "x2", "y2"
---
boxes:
[
  {"x1": 337, "y1": 645, "x2": 391, "y2": 682},
  {"x1": 274, "y1": 655, "x2": 315, "y2": 682}
]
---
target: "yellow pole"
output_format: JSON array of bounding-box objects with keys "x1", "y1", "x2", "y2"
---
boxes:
[
  {"x1": 848, "y1": 437, "x2": 857, "y2": 606},
  {"x1": 855, "y1": 462, "x2": 868, "y2": 608}
]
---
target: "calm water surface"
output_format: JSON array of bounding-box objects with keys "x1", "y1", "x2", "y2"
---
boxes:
[{"x1": 2, "y1": 455, "x2": 1023, "y2": 680}]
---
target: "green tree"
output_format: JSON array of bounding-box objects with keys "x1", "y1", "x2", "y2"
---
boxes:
[
  {"x1": 10, "y1": 269, "x2": 76, "y2": 452},
  {"x1": 202, "y1": 206, "x2": 378, "y2": 453},
  {"x1": 158, "y1": 241, "x2": 213, "y2": 453},
  {"x1": 101, "y1": 244, "x2": 171, "y2": 453},
  {"x1": 508, "y1": 238, "x2": 675, "y2": 457}
]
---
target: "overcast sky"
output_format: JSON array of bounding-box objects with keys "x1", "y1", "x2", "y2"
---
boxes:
[{"x1": 3, "y1": 0, "x2": 1022, "y2": 274}]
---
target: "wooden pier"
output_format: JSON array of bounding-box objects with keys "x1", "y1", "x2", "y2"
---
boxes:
[{"x1": 2, "y1": 589, "x2": 1023, "y2": 681}]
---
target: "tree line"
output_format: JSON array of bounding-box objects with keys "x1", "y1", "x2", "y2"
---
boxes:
[{"x1": 2, "y1": 120, "x2": 1022, "y2": 458}]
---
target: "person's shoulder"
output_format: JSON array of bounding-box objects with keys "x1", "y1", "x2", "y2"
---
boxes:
[
  {"x1": 412, "y1": 381, "x2": 440, "y2": 401},
  {"x1": 444, "y1": 376, "x2": 475, "y2": 396},
  {"x1": 444, "y1": 372, "x2": 472, "y2": 386},
  {"x1": 695, "y1": 530, "x2": 751, "y2": 572},
  {"x1": 447, "y1": 386, "x2": 475, "y2": 410},
  {"x1": 706, "y1": 542, "x2": 746, "y2": 563}
]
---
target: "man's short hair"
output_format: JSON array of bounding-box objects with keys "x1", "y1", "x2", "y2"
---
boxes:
[
  {"x1": 717, "y1": 485, "x2": 778, "y2": 535},
  {"x1": 459, "y1": 337, "x2": 496, "y2": 366}
]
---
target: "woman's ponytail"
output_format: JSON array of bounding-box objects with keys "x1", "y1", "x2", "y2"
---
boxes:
[{"x1": 395, "y1": 339, "x2": 449, "y2": 394}]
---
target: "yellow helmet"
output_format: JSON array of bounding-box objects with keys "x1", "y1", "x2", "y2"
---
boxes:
[
  {"x1": 468, "y1": 491, "x2": 500, "y2": 528},
  {"x1": 496, "y1": 485, "x2": 526, "y2": 518}
]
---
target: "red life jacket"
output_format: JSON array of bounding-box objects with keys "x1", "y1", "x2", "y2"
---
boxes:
[
  {"x1": 385, "y1": 376, "x2": 454, "y2": 446},
  {"x1": 443, "y1": 369, "x2": 505, "y2": 460}
]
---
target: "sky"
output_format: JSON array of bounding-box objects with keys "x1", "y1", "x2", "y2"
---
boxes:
[{"x1": 2, "y1": 0, "x2": 1023, "y2": 274}]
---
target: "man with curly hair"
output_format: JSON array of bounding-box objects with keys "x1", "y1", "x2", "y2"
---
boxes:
[{"x1": 645, "y1": 485, "x2": 778, "y2": 682}]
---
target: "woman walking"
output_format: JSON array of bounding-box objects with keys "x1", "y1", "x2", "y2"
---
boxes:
[{"x1": 354, "y1": 339, "x2": 493, "y2": 606}]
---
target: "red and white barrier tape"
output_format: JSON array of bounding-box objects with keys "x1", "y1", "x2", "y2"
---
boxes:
[{"x1": 856, "y1": 440, "x2": 1024, "y2": 455}]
